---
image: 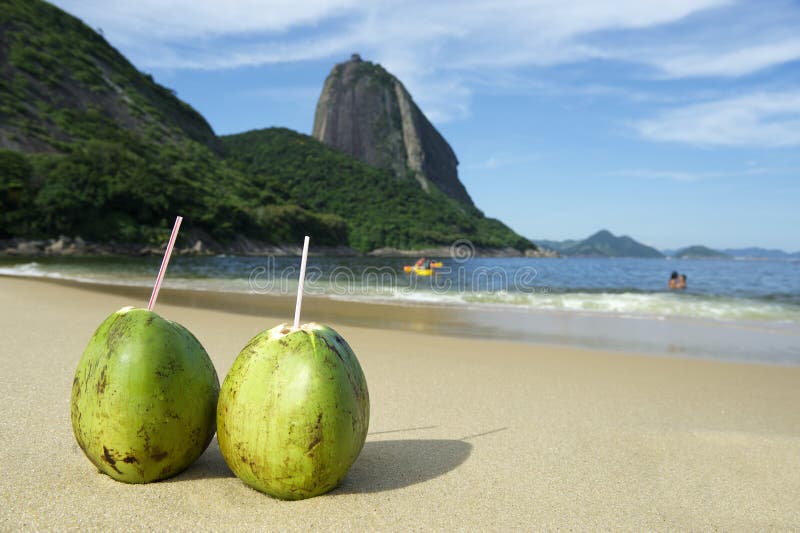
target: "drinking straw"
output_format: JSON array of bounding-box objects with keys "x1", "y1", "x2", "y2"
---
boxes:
[
  {"x1": 293, "y1": 236, "x2": 310, "y2": 329},
  {"x1": 147, "y1": 216, "x2": 182, "y2": 311}
]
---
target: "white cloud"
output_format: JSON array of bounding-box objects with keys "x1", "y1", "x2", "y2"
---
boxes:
[
  {"x1": 140, "y1": 1, "x2": 732, "y2": 71},
  {"x1": 51, "y1": 0, "x2": 736, "y2": 122},
  {"x1": 55, "y1": 0, "x2": 360, "y2": 40},
  {"x1": 650, "y1": 40, "x2": 800, "y2": 78},
  {"x1": 609, "y1": 167, "x2": 783, "y2": 182},
  {"x1": 50, "y1": 0, "x2": 800, "y2": 125},
  {"x1": 635, "y1": 92, "x2": 800, "y2": 147},
  {"x1": 143, "y1": 33, "x2": 361, "y2": 70}
]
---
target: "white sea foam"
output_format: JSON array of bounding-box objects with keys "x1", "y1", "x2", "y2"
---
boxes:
[
  {"x1": 3, "y1": 261, "x2": 799, "y2": 324},
  {"x1": 0, "y1": 262, "x2": 159, "y2": 289},
  {"x1": 330, "y1": 286, "x2": 800, "y2": 324}
]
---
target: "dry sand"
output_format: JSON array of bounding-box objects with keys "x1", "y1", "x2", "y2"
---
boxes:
[{"x1": 1, "y1": 276, "x2": 799, "y2": 530}]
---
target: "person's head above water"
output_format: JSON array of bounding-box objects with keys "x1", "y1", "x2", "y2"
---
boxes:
[{"x1": 670, "y1": 271, "x2": 679, "y2": 280}]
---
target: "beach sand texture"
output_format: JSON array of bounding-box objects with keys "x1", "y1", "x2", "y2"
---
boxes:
[{"x1": 1, "y1": 277, "x2": 798, "y2": 530}]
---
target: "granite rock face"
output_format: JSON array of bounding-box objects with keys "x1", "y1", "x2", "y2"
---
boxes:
[{"x1": 312, "y1": 54, "x2": 474, "y2": 207}]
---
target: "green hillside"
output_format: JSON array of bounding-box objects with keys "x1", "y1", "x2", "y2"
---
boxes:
[
  {"x1": 0, "y1": 0, "x2": 345, "y2": 246},
  {"x1": 0, "y1": 0, "x2": 218, "y2": 152},
  {"x1": 221, "y1": 128, "x2": 529, "y2": 252},
  {"x1": 0, "y1": 0, "x2": 530, "y2": 253}
]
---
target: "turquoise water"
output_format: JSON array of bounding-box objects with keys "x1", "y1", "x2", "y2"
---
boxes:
[{"x1": 2, "y1": 255, "x2": 798, "y2": 324}]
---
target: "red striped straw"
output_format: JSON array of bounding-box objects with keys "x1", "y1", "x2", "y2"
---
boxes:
[
  {"x1": 293, "y1": 236, "x2": 310, "y2": 329},
  {"x1": 147, "y1": 216, "x2": 183, "y2": 311}
]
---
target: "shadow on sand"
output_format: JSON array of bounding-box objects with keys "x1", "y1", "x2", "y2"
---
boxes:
[
  {"x1": 168, "y1": 427, "x2": 507, "y2": 491},
  {"x1": 335, "y1": 438, "x2": 473, "y2": 494},
  {"x1": 167, "y1": 437, "x2": 235, "y2": 482}
]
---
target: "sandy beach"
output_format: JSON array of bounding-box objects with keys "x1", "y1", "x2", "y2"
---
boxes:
[{"x1": 1, "y1": 276, "x2": 799, "y2": 530}]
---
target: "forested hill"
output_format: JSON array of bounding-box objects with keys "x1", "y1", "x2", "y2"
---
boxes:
[
  {"x1": 221, "y1": 128, "x2": 530, "y2": 252},
  {"x1": 0, "y1": 0, "x2": 531, "y2": 253}
]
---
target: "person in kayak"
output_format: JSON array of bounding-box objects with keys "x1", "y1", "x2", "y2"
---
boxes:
[{"x1": 415, "y1": 257, "x2": 426, "y2": 268}]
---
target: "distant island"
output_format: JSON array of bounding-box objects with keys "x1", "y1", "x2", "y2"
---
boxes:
[
  {"x1": 538, "y1": 233, "x2": 799, "y2": 261},
  {"x1": 671, "y1": 245, "x2": 729, "y2": 259},
  {"x1": 534, "y1": 230, "x2": 664, "y2": 258},
  {"x1": 0, "y1": 0, "x2": 532, "y2": 256},
  {"x1": 662, "y1": 246, "x2": 800, "y2": 260},
  {"x1": 721, "y1": 247, "x2": 800, "y2": 260},
  {"x1": 532, "y1": 239, "x2": 579, "y2": 254}
]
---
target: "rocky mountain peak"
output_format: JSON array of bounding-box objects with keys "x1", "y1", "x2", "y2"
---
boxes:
[{"x1": 312, "y1": 55, "x2": 474, "y2": 207}]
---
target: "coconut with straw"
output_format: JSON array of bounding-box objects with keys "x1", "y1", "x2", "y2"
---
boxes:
[
  {"x1": 70, "y1": 216, "x2": 220, "y2": 483},
  {"x1": 217, "y1": 235, "x2": 370, "y2": 500}
]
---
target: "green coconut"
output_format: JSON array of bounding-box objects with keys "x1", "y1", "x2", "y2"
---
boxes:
[
  {"x1": 70, "y1": 306, "x2": 219, "y2": 483},
  {"x1": 217, "y1": 322, "x2": 369, "y2": 500}
]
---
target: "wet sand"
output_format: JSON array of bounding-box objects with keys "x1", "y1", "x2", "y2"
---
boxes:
[
  {"x1": 1, "y1": 276, "x2": 799, "y2": 529},
  {"x1": 8, "y1": 275, "x2": 798, "y2": 365}
]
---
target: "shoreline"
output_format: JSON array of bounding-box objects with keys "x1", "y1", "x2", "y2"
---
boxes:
[
  {"x1": 5, "y1": 273, "x2": 799, "y2": 366},
  {"x1": 0, "y1": 237, "x2": 552, "y2": 258},
  {"x1": 1, "y1": 275, "x2": 799, "y2": 529}
]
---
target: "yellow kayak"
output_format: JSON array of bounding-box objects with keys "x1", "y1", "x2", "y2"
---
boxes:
[{"x1": 403, "y1": 266, "x2": 434, "y2": 276}]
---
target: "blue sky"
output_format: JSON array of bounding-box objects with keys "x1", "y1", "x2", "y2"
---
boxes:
[{"x1": 52, "y1": 0, "x2": 800, "y2": 251}]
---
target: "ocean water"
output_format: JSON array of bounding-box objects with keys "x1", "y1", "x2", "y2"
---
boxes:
[
  {"x1": 2, "y1": 256, "x2": 798, "y2": 322},
  {"x1": 2, "y1": 255, "x2": 799, "y2": 363}
]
